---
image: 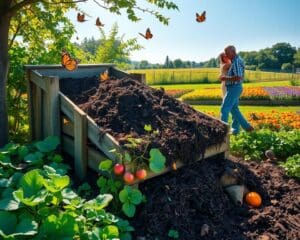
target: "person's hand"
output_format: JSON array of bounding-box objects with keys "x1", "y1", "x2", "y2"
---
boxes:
[{"x1": 219, "y1": 75, "x2": 227, "y2": 81}]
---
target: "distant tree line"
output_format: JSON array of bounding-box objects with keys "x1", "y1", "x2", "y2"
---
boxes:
[{"x1": 131, "y1": 42, "x2": 300, "y2": 71}]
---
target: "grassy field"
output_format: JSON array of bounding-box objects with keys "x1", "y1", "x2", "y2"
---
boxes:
[
  {"x1": 150, "y1": 80, "x2": 292, "y2": 90},
  {"x1": 130, "y1": 68, "x2": 300, "y2": 85},
  {"x1": 193, "y1": 105, "x2": 300, "y2": 114}
]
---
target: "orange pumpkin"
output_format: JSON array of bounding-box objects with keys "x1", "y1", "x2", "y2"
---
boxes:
[{"x1": 245, "y1": 192, "x2": 262, "y2": 207}]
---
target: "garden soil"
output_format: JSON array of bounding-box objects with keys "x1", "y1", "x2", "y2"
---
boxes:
[
  {"x1": 62, "y1": 77, "x2": 227, "y2": 166},
  {"x1": 130, "y1": 156, "x2": 300, "y2": 240},
  {"x1": 61, "y1": 77, "x2": 299, "y2": 240}
]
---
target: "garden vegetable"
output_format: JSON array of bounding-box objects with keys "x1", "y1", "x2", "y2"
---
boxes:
[
  {"x1": 245, "y1": 192, "x2": 262, "y2": 207},
  {"x1": 114, "y1": 164, "x2": 125, "y2": 175},
  {"x1": 123, "y1": 172, "x2": 135, "y2": 184},
  {"x1": 135, "y1": 169, "x2": 147, "y2": 180}
]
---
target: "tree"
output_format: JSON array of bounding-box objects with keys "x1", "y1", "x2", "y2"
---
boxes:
[
  {"x1": 281, "y1": 63, "x2": 293, "y2": 72},
  {"x1": 139, "y1": 60, "x2": 150, "y2": 69},
  {"x1": 294, "y1": 48, "x2": 300, "y2": 68},
  {"x1": 271, "y1": 42, "x2": 296, "y2": 69},
  {"x1": 95, "y1": 23, "x2": 142, "y2": 69},
  {"x1": 173, "y1": 58, "x2": 183, "y2": 68},
  {"x1": 164, "y1": 55, "x2": 170, "y2": 68},
  {"x1": 0, "y1": 0, "x2": 178, "y2": 146}
]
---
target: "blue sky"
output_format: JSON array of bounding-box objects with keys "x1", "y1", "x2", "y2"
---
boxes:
[{"x1": 67, "y1": 0, "x2": 300, "y2": 63}]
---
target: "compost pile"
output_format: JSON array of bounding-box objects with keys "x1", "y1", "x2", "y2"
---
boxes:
[
  {"x1": 131, "y1": 156, "x2": 300, "y2": 240},
  {"x1": 63, "y1": 77, "x2": 227, "y2": 165}
]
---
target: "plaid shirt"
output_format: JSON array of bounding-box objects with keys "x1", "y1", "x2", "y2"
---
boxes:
[{"x1": 226, "y1": 55, "x2": 244, "y2": 85}]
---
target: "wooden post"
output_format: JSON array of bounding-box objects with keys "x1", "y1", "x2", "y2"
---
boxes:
[
  {"x1": 26, "y1": 70, "x2": 35, "y2": 140},
  {"x1": 44, "y1": 76, "x2": 60, "y2": 137},
  {"x1": 34, "y1": 86, "x2": 42, "y2": 140},
  {"x1": 74, "y1": 110, "x2": 88, "y2": 179}
]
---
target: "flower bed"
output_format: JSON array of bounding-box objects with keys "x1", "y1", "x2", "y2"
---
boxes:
[
  {"x1": 264, "y1": 86, "x2": 300, "y2": 100},
  {"x1": 247, "y1": 111, "x2": 300, "y2": 130},
  {"x1": 180, "y1": 86, "x2": 300, "y2": 103}
]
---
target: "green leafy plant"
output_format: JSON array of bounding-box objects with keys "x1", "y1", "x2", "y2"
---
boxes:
[
  {"x1": 0, "y1": 136, "x2": 134, "y2": 239},
  {"x1": 168, "y1": 229, "x2": 179, "y2": 239},
  {"x1": 119, "y1": 186, "x2": 143, "y2": 217},
  {"x1": 231, "y1": 129, "x2": 300, "y2": 161},
  {"x1": 280, "y1": 154, "x2": 300, "y2": 179}
]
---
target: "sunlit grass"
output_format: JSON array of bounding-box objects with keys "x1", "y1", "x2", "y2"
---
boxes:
[{"x1": 151, "y1": 81, "x2": 292, "y2": 90}]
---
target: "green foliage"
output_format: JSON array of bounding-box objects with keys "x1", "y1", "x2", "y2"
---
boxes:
[
  {"x1": 230, "y1": 129, "x2": 300, "y2": 161},
  {"x1": 0, "y1": 136, "x2": 134, "y2": 239},
  {"x1": 119, "y1": 186, "x2": 143, "y2": 217},
  {"x1": 168, "y1": 229, "x2": 179, "y2": 238},
  {"x1": 149, "y1": 148, "x2": 166, "y2": 173},
  {"x1": 8, "y1": 3, "x2": 76, "y2": 143},
  {"x1": 280, "y1": 154, "x2": 300, "y2": 179},
  {"x1": 94, "y1": 23, "x2": 143, "y2": 69}
]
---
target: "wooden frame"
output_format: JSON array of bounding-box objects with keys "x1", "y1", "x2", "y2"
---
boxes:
[{"x1": 25, "y1": 64, "x2": 229, "y2": 182}]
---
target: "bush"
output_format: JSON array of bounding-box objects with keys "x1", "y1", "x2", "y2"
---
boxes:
[
  {"x1": 230, "y1": 129, "x2": 300, "y2": 161},
  {"x1": 280, "y1": 154, "x2": 300, "y2": 179}
]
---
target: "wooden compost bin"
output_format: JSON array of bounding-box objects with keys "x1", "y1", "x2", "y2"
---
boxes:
[{"x1": 25, "y1": 64, "x2": 229, "y2": 182}]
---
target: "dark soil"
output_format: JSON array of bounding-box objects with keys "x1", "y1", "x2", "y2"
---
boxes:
[
  {"x1": 130, "y1": 156, "x2": 300, "y2": 240},
  {"x1": 61, "y1": 77, "x2": 228, "y2": 166}
]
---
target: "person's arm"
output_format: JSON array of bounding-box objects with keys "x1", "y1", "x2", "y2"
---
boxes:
[
  {"x1": 219, "y1": 58, "x2": 243, "y2": 81},
  {"x1": 220, "y1": 75, "x2": 242, "y2": 81}
]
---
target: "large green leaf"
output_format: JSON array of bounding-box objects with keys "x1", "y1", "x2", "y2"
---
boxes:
[
  {"x1": 0, "y1": 211, "x2": 38, "y2": 238},
  {"x1": 13, "y1": 188, "x2": 47, "y2": 207},
  {"x1": 35, "y1": 136, "x2": 60, "y2": 153},
  {"x1": 149, "y1": 148, "x2": 166, "y2": 173},
  {"x1": 122, "y1": 202, "x2": 136, "y2": 218},
  {"x1": 38, "y1": 213, "x2": 78, "y2": 239},
  {"x1": 129, "y1": 189, "x2": 142, "y2": 205},
  {"x1": 99, "y1": 160, "x2": 113, "y2": 171},
  {"x1": 43, "y1": 174, "x2": 70, "y2": 193},
  {"x1": 24, "y1": 152, "x2": 44, "y2": 166},
  {"x1": 0, "y1": 194, "x2": 20, "y2": 211},
  {"x1": 119, "y1": 187, "x2": 129, "y2": 203},
  {"x1": 19, "y1": 169, "x2": 45, "y2": 197},
  {"x1": 84, "y1": 194, "x2": 113, "y2": 210}
]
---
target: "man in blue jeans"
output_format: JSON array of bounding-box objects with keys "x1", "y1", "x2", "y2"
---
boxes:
[{"x1": 219, "y1": 45, "x2": 254, "y2": 134}]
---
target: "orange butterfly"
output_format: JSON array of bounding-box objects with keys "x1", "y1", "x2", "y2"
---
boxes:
[
  {"x1": 196, "y1": 11, "x2": 206, "y2": 23},
  {"x1": 139, "y1": 28, "x2": 153, "y2": 40},
  {"x1": 77, "y1": 13, "x2": 87, "y2": 22},
  {"x1": 61, "y1": 50, "x2": 80, "y2": 71},
  {"x1": 95, "y1": 17, "x2": 105, "y2": 27},
  {"x1": 100, "y1": 69, "x2": 109, "y2": 81}
]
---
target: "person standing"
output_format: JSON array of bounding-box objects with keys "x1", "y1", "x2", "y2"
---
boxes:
[
  {"x1": 219, "y1": 45, "x2": 254, "y2": 135},
  {"x1": 218, "y1": 52, "x2": 231, "y2": 98}
]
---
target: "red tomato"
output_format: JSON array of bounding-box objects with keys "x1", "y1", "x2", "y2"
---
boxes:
[
  {"x1": 114, "y1": 164, "x2": 124, "y2": 175},
  {"x1": 123, "y1": 172, "x2": 134, "y2": 184},
  {"x1": 135, "y1": 169, "x2": 147, "y2": 180}
]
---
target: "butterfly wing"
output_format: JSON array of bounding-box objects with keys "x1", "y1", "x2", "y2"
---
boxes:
[
  {"x1": 61, "y1": 51, "x2": 79, "y2": 71},
  {"x1": 196, "y1": 11, "x2": 206, "y2": 22},
  {"x1": 100, "y1": 70, "x2": 109, "y2": 81},
  {"x1": 139, "y1": 32, "x2": 146, "y2": 39},
  {"x1": 145, "y1": 28, "x2": 153, "y2": 39}
]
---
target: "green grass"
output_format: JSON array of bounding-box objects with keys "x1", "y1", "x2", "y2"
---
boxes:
[
  {"x1": 150, "y1": 80, "x2": 292, "y2": 90},
  {"x1": 193, "y1": 105, "x2": 300, "y2": 114},
  {"x1": 130, "y1": 68, "x2": 300, "y2": 85}
]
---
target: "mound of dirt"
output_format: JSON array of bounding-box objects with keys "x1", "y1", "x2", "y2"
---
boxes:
[
  {"x1": 62, "y1": 77, "x2": 228, "y2": 166},
  {"x1": 130, "y1": 156, "x2": 300, "y2": 240}
]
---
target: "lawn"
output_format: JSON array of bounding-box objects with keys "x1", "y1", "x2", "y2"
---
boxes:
[{"x1": 151, "y1": 80, "x2": 292, "y2": 90}]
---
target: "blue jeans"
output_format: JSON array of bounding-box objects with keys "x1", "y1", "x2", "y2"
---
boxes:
[{"x1": 221, "y1": 84, "x2": 251, "y2": 134}]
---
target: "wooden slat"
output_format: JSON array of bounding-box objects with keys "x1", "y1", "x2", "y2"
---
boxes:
[
  {"x1": 44, "y1": 76, "x2": 60, "y2": 137},
  {"x1": 74, "y1": 110, "x2": 88, "y2": 179},
  {"x1": 26, "y1": 70, "x2": 35, "y2": 140},
  {"x1": 29, "y1": 70, "x2": 46, "y2": 91},
  {"x1": 62, "y1": 135, "x2": 107, "y2": 171},
  {"x1": 87, "y1": 116, "x2": 121, "y2": 161},
  {"x1": 34, "y1": 86, "x2": 42, "y2": 139}
]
